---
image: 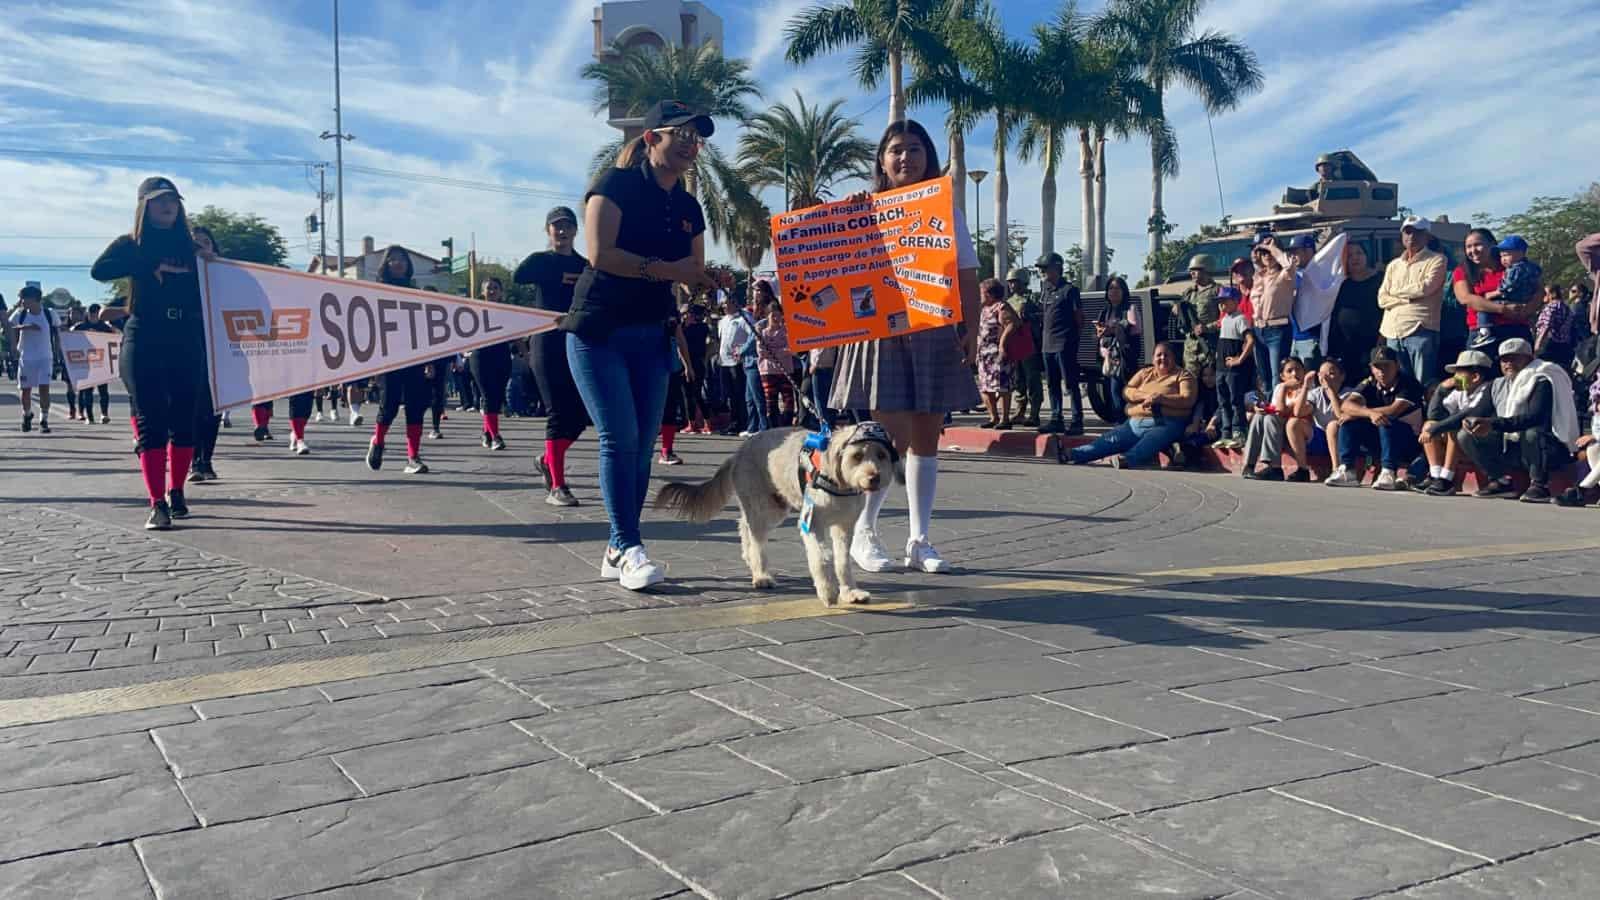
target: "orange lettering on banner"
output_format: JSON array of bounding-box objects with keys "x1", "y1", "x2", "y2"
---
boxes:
[{"x1": 770, "y1": 176, "x2": 962, "y2": 352}]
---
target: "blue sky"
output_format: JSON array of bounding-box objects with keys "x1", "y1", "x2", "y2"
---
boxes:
[{"x1": 3, "y1": 0, "x2": 1598, "y2": 304}]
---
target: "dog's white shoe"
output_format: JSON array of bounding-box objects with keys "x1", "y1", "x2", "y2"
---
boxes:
[
  {"x1": 905, "y1": 538, "x2": 949, "y2": 573},
  {"x1": 850, "y1": 529, "x2": 895, "y2": 573}
]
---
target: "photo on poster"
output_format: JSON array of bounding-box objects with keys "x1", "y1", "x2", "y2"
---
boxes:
[{"x1": 851, "y1": 285, "x2": 875, "y2": 319}]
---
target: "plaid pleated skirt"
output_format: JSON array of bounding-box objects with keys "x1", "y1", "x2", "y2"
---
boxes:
[{"x1": 828, "y1": 325, "x2": 980, "y2": 414}]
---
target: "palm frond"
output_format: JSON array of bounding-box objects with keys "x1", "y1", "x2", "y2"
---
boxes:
[{"x1": 784, "y1": 4, "x2": 865, "y2": 64}]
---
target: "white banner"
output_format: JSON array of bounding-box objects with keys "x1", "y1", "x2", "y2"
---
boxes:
[
  {"x1": 59, "y1": 330, "x2": 122, "y2": 391},
  {"x1": 199, "y1": 259, "x2": 561, "y2": 409}
]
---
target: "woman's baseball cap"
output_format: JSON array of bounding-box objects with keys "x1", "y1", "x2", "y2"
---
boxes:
[{"x1": 643, "y1": 100, "x2": 714, "y2": 138}]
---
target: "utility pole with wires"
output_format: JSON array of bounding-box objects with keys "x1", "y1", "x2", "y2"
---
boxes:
[
  {"x1": 315, "y1": 165, "x2": 330, "y2": 270},
  {"x1": 319, "y1": 0, "x2": 354, "y2": 278}
]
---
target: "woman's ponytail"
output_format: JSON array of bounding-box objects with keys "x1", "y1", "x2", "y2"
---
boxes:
[{"x1": 616, "y1": 136, "x2": 648, "y2": 169}]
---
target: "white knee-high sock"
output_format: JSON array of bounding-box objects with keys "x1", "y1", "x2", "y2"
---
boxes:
[
  {"x1": 905, "y1": 452, "x2": 937, "y2": 544},
  {"x1": 1581, "y1": 444, "x2": 1600, "y2": 489},
  {"x1": 856, "y1": 483, "x2": 890, "y2": 535}
]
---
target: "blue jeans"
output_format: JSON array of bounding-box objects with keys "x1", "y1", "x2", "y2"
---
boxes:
[
  {"x1": 566, "y1": 325, "x2": 672, "y2": 551},
  {"x1": 1070, "y1": 416, "x2": 1187, "y2": 467},
  {"x1": 1255, "y1": 324, "x2": 1292, "y2": 394},
  {"x1": 742, "y1": 361, "x2": 768, "y2": 432},
  {"x1": 1337, "y1": 416, "x2": 1419, "y2": 471},
  {"x1": 811, "y1": 366, "x2": 835, "y2": 427},
  {"x1": 1386, "y1": 329, "x2": 1438, "y2": 384},
  {"x1": 1043, "y1": 349, "x2": 1083, "y2": 425},
  {"x1": 1291, "y1": 337, "x2": 1320, "y2": 364},
  {"x1": 1106, "y1": 375, "x2": 1127, "y2": 420}
]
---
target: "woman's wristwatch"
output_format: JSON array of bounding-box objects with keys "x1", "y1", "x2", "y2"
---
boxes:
[{"x1": 640, "y1": 257, "x2": 662, "y2": 282}]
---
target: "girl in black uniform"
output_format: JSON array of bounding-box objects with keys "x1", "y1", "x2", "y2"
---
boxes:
[
  {"x1": 470, "y1": 277, "x2": 513, "y2": 451},
  {"x1": 514, "y1": 205, "x2": 591, "y2": 507},
  {"x1": 365, "y1": 246, "x2": 430, "y2": 474},
  {"x1": 91, "y1": 177, "x2": 211, "y2": 530}
]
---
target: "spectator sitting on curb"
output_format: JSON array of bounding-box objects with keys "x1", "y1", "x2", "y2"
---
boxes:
[
  {"x1": 1555, "y1": 378, "x2": 1600, "y2": 507},
  {"x1": 1241, "y1": 357, "x2": 1317, "y2": 482},
  {"x1": 1326, "y1": 345, "x2": 1425, "y2": 490},
  {"x1": 1459, "y1": 338, "x2": 1579, "y2": 503},
  {"x1": 1294, "y1": 357, "x2": 1355, "y2": 480},
  {"x1": 1059, "y1": 342, "x2": 1196, "y2": 469},
  {"x1": 1417, "y1": 350, "x2": 1497, "y2": 496}
]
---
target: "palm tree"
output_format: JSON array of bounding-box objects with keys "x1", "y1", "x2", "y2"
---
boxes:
[
  {"x1": 1017, "y1": 7, "x2": 1088, "y2": 262},
  {"x1": 785, "y1": 0, "x2": 980, "y2": 211},
  {"x1": 1093, "y1": 0, "x2": 1263, "y2": 272},
  {"x1": 911, "y1": 10, "x2": 1034, "y2": 278},
  {"x1": 580, "y1": 41, "x2": 766, "y2": 242},
  {"x1": 732, "y1": 203, "x2": 774, "y2": 284},
  {"x1": 737, "y1": 92, "x2": 875, "y2": 210}
]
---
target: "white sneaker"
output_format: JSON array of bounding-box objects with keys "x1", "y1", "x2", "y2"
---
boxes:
[
  {"x1": 737, "y1": 430, "x2": 756, "y2": 438},
  {"x1": 850, "y1": 529, "x2": 895, "y2": 573},
  {"x1": 350, "y1": 411, "x2": 363, "y2": 427},
  {"x1": 311, "y1": 412, "x2": 322, "y2": 423},
  {"x1": 905, "y1": 538, "x2": 950, "y2": 573},
  {"x1": 600, "y1": 547, "x2": 623, "y2": 579},
  {"x1": 294, "y1": 439, "x2": 311, "y2": 456},
  {"x1": 1324, "y1": 465, "x2": 1361, "y2": 487},
  {"x1": 617, "y1": 545, "x2": 666, "y2": 591},
  {"x1": 1372, "y1": 468, "x2": 1398, "y2": 491}
]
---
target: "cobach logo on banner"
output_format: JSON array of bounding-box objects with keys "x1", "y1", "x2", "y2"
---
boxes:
[{"x1": 222, "y1": 308, "x2": 313, "y2": 343}]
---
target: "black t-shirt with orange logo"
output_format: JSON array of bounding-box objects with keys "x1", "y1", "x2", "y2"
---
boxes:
[
  {"x1": 561, "y1": 160, "x2": 705, "y2": 339},
  {"x1": 513, "y1": 250, "x2": 588, "y2": 314}
]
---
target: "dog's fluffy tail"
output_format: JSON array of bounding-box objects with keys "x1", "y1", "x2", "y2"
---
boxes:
[{"x1": 653, "y1": 457, "x2": 736, "y2": 523}]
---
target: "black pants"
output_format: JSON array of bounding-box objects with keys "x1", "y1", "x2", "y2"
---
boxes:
[
  {"x1": 470, "y1": 350, "x2": 511, "y2": 416},
  {"x1": 427, "y1": 372, "x2": 447, "y2": 430},
  {"x1": 377, "y1": 365, "x2": 430, "y2": 427},
  {"x1": 685, "y1": 361, "x2": 711, "y2": 423},
  {"x1": 1458, "y1": 427, "x2": 1569, "y2": 487},
  {"x1": 122, "y1": 337, "x2": 199, "y2": 452},
  {"x1": 77, "y1": 385, "x2": 110, "y2": 418},
  {"x1": 193, "y1": 386, "x2": 221, "y2": 466},
  {"x1": 530, "y1": 332, "x2": 588, "y2": 442},
  {"x1": 1216, "y1": 366, "x2": 1252, "y2": 438},
  {"x1": 288, "y1": 392, "x2": 314, "y2": 420},
  {"x1": 1043, "y1": 348, "x2": 1084, "y2": 425},
  {"x1": 719, "y1": 365, "x2": 746, "y2": 432},
  {"x1": 663, "y1": 372, "x2": 688, "y2": 428},
  {"x1": 452, "y1": 367, "x2": 477, "y2": 409}
]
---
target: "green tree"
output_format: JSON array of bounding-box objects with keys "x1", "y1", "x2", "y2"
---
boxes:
[
  {"x1": 1481, "y1": 185, "x2": 1600, "y2": 290},
  {"x1": 1092, "y1": 0, "x2": 1262, "y2": 275},
  {"x1": 1138, "y1": 216, "x2": 1231, "y2": 287},
  {"x1": 974, "y1": 222, "x2": 1029, "y2": 281},
  {"x1": 581, "y1": 41, "x2": 765, "y2": 241},
  {"x1": 449, "y1": 261, "x2": 535, "y2": 306},
  {"x1": 189, "y1": 206, "x2": 289, "y2": 266},
  {"x1": 737, "y1": 92, "x2": 874, "y2": 209}
]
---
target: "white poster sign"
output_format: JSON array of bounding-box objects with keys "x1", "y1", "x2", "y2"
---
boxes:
[
  {"x1": 59, "y1": 330, "x2": 122, "y2": 391},
  {"x1": 199, "y1": 259, "x2": 561, "y2": 409}
]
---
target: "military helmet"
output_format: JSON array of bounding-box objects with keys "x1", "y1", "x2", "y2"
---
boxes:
[
  {"x1": 1005, "y1": 267, "x2": 1029, "y2": 283},
  {"x1": 1316, "y1": 152, "x2": 1335, "y2": 166},
  {"x1": 1187, "y1": 254, "x2": 1217, "y2": 272}
]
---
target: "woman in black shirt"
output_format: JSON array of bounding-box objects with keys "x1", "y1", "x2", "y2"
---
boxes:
[
  {"x1": 1328, "y1": 242, "x2": 1383, "y2": 381},
  {"x1": 514, "y1": 205, "x2": 592, "y2": 507},
  {"x1": 90, "y1": 177, "x2": 211, "y2": 530},
  {"x1": 364, "y1": 246, "x2": 431, "y2": 475},
  {"x1": 562, "y1": 100, "x2": 713, "y2": 590}
]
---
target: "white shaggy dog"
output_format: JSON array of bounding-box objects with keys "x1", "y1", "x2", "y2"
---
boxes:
[{"x1": 653, "y1": 423, "x2": 899, "y2": 606}]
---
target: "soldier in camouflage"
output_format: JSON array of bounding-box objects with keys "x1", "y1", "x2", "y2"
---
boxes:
[
  {"x1": 1005, "y1": 268, "x2": 1043, "y2": 427},
  {"x1": 1176, "y1": 254, "x2": 1222, "y2": 378}
]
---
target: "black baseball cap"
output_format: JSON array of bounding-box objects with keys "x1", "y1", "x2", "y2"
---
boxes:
[
  {"x1": 137, "y1": 176, "x2": 182, "y2": 201},
  {"x1": 642, "y1": 99, "x2": 714, "y2": 138},
  {"x1": 546, "y1": 206, "x2": 578, "y2": 227},
  {"x1": 1034, "y1": 252, "x2": 1065, "y2": 269},
  {"x1": 1369, "y1": 345, "x2": 1399, "y2": 366}
]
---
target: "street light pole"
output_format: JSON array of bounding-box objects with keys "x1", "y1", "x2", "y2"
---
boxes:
[
  {"x1": 969, "y1": 169, "x2": 988, "y2": 273},
  {"x1": 320, "y1": 0, "x2": 354, "y2": 278}
]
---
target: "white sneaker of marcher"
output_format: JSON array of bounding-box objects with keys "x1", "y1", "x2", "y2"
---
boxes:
[
  {"x1": 850, "y1": 529, "x2": 895, "y2": 573},
  {"x1": 1372, "y1": 469, "x2": 1398, "y2": 491},
  {"x1": 1324, "y1": 465, "x2": 1360, "y2": 487},
  {"x1": 618, "y1": 545, "x2": 666, "y2": 591},
  {"x1": 905, "y1": 538, "x2": 950, "y2": 573}
]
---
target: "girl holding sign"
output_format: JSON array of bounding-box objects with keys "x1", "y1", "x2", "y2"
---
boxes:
[
  {"x1": 91, "y1": 177, "x2": 212, "y2": 530},
  {"x1": 364, "y1": 246, "x2": 432, "y2": 475},
  {"x1": 562, "y1": 100, "x2": 714, "y2": 591},
  {"x1": 830, "y1": 120, "x2": 982, "y2": 574}
]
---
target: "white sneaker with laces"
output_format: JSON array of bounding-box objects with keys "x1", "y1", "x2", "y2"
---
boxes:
[
  {"x1": 850, "y1": 529, "x2": 895, "y2": 573},
  {"x1": 905, "y1": 538, "x2": 950, "y2": 573},
  {"x1": 1324, "y1": 465, "x2": 1361, "y2": 487},
  {"x1": 1372, "y1": 468, "x2": 1398, "y2": 491},
  {"x1": 295, "y1": 439, "x2": 311, "y2": 456},
  {"x1": 600, "y1": 547, "x2": 623, "y2": 579},
  {"x1": 617, "y1": 545, "x2": 666, "y2": 591}
]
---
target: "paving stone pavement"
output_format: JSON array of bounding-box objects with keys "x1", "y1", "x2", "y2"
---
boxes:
[{"x1": 5, "y1": 390, "x2": 1600, "y2": 897}]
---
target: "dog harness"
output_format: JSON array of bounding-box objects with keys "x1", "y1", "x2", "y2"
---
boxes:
[{"x1": 798, "y1": 422, "x2": 898, "y2": 499}]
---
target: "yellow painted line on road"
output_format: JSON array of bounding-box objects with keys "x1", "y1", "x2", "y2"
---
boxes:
[
  {"x1": 0, "y1": 596, "x2": 910, "y2": 729},
  {"x1": 988, "y1": 538, "x2": 1600, "y2": 592},
  {"x1": 5, "y1": 537, "x2": 1595, "y2": 730}
]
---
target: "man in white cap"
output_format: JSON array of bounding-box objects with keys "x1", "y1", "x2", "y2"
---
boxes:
[
  {"x1": 1377, "y1": 216, "x2": 1447, "y2": 382},
  {"x1": 1417, "y1": 349, "x2": 1496, "y2": 496},
  {"x1": 1459, "y1": 338, "x2": 1578, "y2": 503}
]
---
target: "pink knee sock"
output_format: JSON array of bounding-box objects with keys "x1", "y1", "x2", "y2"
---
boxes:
[
  {"x1": 167, "y1": 445, "x2": 193, "y2": 492},
  {"x1": 373, "y1": 421, "x2": 391, "y2": 445},
  {"x1": 545, "y1": 438, "x2": 572, "y2": 488},
  {"x1": 483, "y1": 412, "x2": 500, "y2": 438},
  {"x1": 405, "y1": 423, "x2": 423, "y2": 458},
  {"x1": 290, "y1": 417, "x2": 307, "y2": 441},
  {"x1": 139, "y1": 448, "x2": 168, "y2": 505},
  {"x1": 659, "y1": 425, "x2": 678, "y2": 456},
  {"x1": 251, "y1": 405, "x2": 270, "y2": 428}
]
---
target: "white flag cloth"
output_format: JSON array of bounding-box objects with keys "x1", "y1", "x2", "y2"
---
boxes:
[
  {"x1": 200, "y1": 259, "x2": 561, "y2": 410},
  {"x1": 58, "y1": 330, "x2": 122, "y2": 391},
  {"x1": 1290, "y1": 232, "x2": 1349, "y2": 354}
]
